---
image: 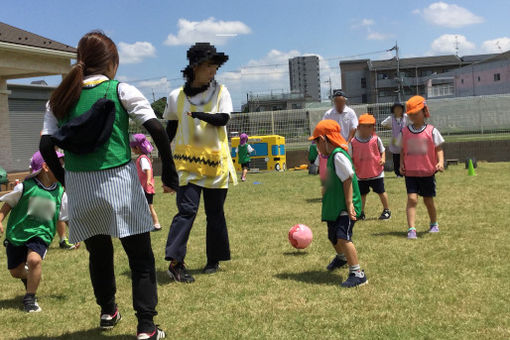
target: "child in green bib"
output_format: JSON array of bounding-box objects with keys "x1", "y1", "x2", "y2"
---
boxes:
[
  {"x1": 0, "y1": 151, "x2": 67, "y2": 312},
  {"x1": 236, "y1": 133, "x2": 255, "y2": 182},
  {"x1": 309, "y1": 120, "x2": 368, "y2": 288}
]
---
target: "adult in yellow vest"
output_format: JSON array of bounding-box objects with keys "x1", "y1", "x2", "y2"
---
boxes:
[{"x1": 163, "y1": 43, "x2": 237, "y2": 283}]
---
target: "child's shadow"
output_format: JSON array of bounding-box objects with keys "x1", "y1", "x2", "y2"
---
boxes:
[
  {"x1": 274, "y1": 270, "x2": 342, "y2": 286},
  {"x1": 305, "y1": 198, "x2": 322, "y2": 203},
  {"x1": 0, "y1": 295, "x2": 23, "y2": 311},
  {"x1": 18, "y1": 329, "x2": 131, "y2": 339},
  {"x1": 372, "y1": 231, "x2": 428, "y2": 238},
  {"x1": 283, "y1": 251, "x2": 309, "y2": 256}
]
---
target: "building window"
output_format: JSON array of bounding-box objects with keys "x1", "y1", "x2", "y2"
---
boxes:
[
  {"x1": 478, "y1": 76, "x2": 481, "y2": 82},
  {"x1": 428, "y1": 84, "x2": 454, "y2": 98},
  {"x1": 361, "y1": 77, "x2": 366, "y2": 89},
  {"x1": 494, "y1": 73, "x2": 501, "y2": 81},
  {"x1": 361, "y1": 94, "x2": 367, "y2": 103},
  {"x1": 461, "y1": 79, "x2": 464, "y2": 84}
]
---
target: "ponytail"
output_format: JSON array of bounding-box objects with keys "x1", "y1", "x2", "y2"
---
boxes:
[
  {"x1": 49, "y1": 31, "x2": 119, "y2": 120},
  {"x1": 49, "y1": 62, "x2": 84, "y2": 120}
]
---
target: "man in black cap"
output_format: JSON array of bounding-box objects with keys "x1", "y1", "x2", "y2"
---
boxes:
[{"x1": 322, "y1": 90, "x2": 358, "y2": 144}]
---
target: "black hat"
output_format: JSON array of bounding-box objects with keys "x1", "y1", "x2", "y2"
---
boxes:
[
  {"x1": 390, "y1": 102, "x2": 404, "y2": 113},
  {"x1": 186, "y1": 42, "x2": 229, "y2": 68},
  {"x1": 332, "y1": 89, "x2": 348, "y2": 98}
]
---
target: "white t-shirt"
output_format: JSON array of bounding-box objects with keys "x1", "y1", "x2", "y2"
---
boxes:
[
  {"x1": 333, "y1": 152, "x2": 355, "y2": 216},
  {"x1": 322, "y1": 105, "x2": 358, "y2": 141},
  {"x1": 408, "y1": 124, "x2": 445, "y2": 146},
  {"x1": 42, "y1": 75, "x2": 157, "y2": 136},
  {"x1": 139, "y1": 157, "x2": 151, "y2": 171},
  {"x1": 380, "y1": 114, "x2": 409, "y2": 129},
  {"x1": 348, "y1": 135, "x2": 386, "y2": 180},
  {"x1": 0, "y1": 180, "x2": 68, "y2": 221}
]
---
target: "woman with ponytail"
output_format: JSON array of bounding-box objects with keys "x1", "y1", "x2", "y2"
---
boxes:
[{"x1": 40, "y1": 31, "x2": 176, "y2": 340}]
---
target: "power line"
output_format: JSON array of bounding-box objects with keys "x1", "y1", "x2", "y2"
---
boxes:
[{"x1": 127, "y1": 49, "x2": 390, "y2": 84}]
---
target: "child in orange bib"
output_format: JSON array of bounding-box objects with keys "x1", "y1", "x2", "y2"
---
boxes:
[
  {"x1": 400, "y1": 96, "x2": 444, "y2": 239},
  {"x1": 349, "y1": 114, "x2": 390, "y2": 220}
]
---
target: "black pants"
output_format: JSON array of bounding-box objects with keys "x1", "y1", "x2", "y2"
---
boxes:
[
  {"x1": 392, "y1": 153, "x2": 402, "y2": 177},
  {"x1": 165, "y1": 183, "x2": 230, "y2": 264},
  {"x1": 84, "y1": 232, "x2": 157, "y2": 333}
]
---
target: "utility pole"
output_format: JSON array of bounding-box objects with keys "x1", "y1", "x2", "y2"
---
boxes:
[
  {"x1": 151, "y1": 88, "x2": 156, "y2": 103},
  {"x1": 388, "y1": 41, "x2": 403, "y2": 102}
]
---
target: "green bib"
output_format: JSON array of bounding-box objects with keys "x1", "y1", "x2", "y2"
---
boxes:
[
  {"x1": 322, "y1": 147, "x2": 362, "y2": 222},
  {"x1": 6, "y1": 178, "x2": 64, "y2": 246},
  {"x1": 238, "y1": 144, "x2": 251, "y2": 164},
  {"x1": 308, "y1": 144, "x2": 318, "y2": 163},
  {"x1": 58, "y1": 80, "x2": 131, "y2": 171}
]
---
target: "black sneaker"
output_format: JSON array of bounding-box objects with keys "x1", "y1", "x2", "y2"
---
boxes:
[
  {"x1": 23, "y1": 294, "x2": 41, "y2": 313},
  {"x1": 359, "y1": 211, "x2": 366, "y2": 221},
  {"x1": 137, "y1": 326, "x2": 166, "y2": 340},
  {"x1": 100, "y1": 308, "x2": 122, "y2": 330},
  {"x1": 341, "y1": 270, "x2": 368, "y2": 288},
  {"x1": 379, "y1": 209, "x2": 391, "y2": 220},
  {"x1": 202, "y1": 262, "x2": 219, "y2": 274},
  {"x1": 167, "y1": 262, "x2": 195, "y2": 283},
  {"x1": 326, "y1": 256, "x2": 347, "y2": 271}
]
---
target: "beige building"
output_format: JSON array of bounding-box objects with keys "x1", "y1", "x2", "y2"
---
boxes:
[{"x1": 0, "y1": 22, "x2": 76, "y2": 172}]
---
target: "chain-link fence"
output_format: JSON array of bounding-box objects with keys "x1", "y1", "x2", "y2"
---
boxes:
[{"x1": 129, "y1": 94, "x2": 510, "y2": 154}]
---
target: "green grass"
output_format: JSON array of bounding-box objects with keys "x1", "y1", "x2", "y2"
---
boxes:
[{"x1": 1, "y1": 163, "x2": 510, "y2": 339}]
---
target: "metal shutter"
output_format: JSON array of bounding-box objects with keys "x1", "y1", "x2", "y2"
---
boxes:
[{"x1": 9, "y1": 111, "x2": 45, "y2": 171}]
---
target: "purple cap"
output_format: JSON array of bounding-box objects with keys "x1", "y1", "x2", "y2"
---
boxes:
[
  {"x1": 30, "y1": 150, "x2": 64, "y2": 174},
  {"x1": 240, "y1": 133, "x2": 248, "y2": 145},
  {"x1": 130, "y1": 134, "x2": 154, "y2": 155}
]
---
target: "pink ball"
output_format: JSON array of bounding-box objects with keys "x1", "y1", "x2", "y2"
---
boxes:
[{"x1": 288, "y1": 224, "x2": 313, "y2": 249}]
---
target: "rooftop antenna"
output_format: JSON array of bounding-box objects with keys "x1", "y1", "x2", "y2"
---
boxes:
[{"x1": 455, "y1": 35, "x2": 459, "y2": 56}]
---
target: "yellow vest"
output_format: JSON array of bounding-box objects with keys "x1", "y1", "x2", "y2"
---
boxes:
[{"x1": 173, "y1": 85, "x2": 237, "y2": 189}]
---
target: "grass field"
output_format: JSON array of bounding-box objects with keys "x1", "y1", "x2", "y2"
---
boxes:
[{"x1": 1, "y1": 162, "x2": 510, "y2": 339}]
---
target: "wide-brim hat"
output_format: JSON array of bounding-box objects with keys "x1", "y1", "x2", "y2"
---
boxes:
[{"x1": 187, "y1": 42, "x2": 229, "y2": 68}]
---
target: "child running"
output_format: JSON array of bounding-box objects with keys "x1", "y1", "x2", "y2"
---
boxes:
[
  {"x1": 309, "y1": 120, "x2": 367, "y2": 288},
  {"x1": 400, "y1": 96, "x2": 444, "y2": 239},
  {"x1": 40, "y1": 31, "x2": 178, "y2": 339},
  {"x1": 131, "y1": 134, "x2": 161, "y2": 231},
  {"x1": 349, "y1": 114, "x2": 391, "y2": 220},
  {"x1": 381, "y1": 103, "x2": 408, "y2": 177},
  {"x1": 236, "y1": 133, "x2": 255, "y2": 182},
  {"x1": 0, "y1": 151, "x2": 67, "y2": 312}
]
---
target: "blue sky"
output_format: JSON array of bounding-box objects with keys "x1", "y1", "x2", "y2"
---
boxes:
[{"x1": 2, "y1": 0, "x2": 510, "y2": 109}]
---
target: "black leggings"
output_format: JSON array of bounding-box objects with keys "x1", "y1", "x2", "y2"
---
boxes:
[
  {"x1": 165, "y1": 183, "x2": 230, "y2": 264},
  {"x1": 392, "y1": 153, "x2": 402, "y2": 177},
  {"x1": 84, "y1": 232, "x2": 157, "y2": 333}
]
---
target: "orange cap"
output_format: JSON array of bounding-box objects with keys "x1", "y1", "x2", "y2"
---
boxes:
[
  {"x1": 308, "y1": 119, "x2": 348, "y2": 151},
  {"x1": 406, "y1": 95, "x2": 429, "y2": 117},
  {"x1": 358, "y1": 113, "x2": 376, "y2": 125}
]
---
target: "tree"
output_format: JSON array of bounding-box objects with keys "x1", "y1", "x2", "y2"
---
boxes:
[{"x1": 151, "y1": 97, "x2": 167, "y2": 119}]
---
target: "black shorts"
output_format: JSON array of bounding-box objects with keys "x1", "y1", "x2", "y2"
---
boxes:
[
  {"x1": 145, "y1": 192, "x2": 154, "y2": 205},
  {"x1": 358, "y1": 178, "x2": 385, "y2": 195},
  {"x1": 327, "y1": 215, "x2": 356, "y2": 244},
  {"x1": 4, "y1": 237, "x2": 48, "y2": 270},
  {"x1": 405, "y1": 175, "x2": 436, "y2": 197},
  {"x1": 241, "y1": 162, "x2": 250, "y2": 170}
]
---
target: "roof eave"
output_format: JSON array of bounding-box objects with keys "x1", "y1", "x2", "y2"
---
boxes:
[{"x1": 0, "y1": 41, "x2": 76, "y2": 59}]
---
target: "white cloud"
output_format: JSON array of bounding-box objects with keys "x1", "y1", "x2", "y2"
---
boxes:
[
  {"x1": 116, "y1": 75, "x2": 130, "y2": 82},
  {"x1": 429, "y1": 34, "x2": 476, "y2": 55},
  {"x1": 481, "y1": 37, "x2": 510, "y2": 53},
  {"x1": 415, "y1": 2, "x2": 484, "y2": 28},
  {"x1": 164, "y1": 17, "x2": 251, "y2": 46},
  {"x1": 367, "y1": 32, "x2": 393, "y2": 41},
  {"x1": 351, "y1": 18, "x2": 392, "y2": 41},
  {"x1": 118, "y1": 41, "x2": 156, "y2": 64},
  {"x1": 136, "y1": 77, "x2": 171, "y2": 97}
]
